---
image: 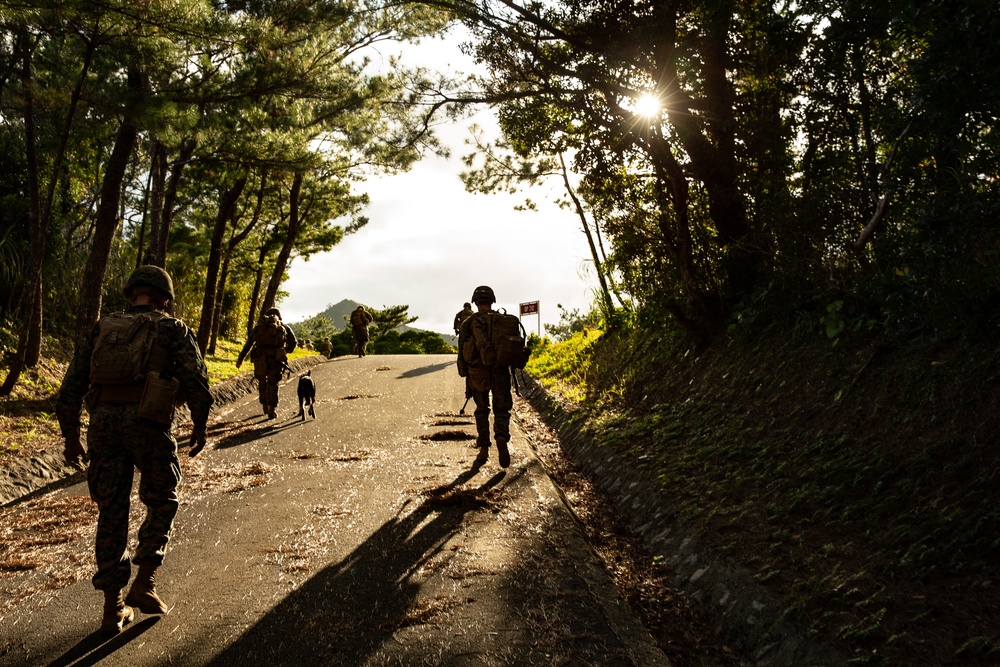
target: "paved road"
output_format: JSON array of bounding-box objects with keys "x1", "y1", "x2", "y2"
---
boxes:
[{"x1": 0, "y1": 355, "x2": 669, "y2": 666}]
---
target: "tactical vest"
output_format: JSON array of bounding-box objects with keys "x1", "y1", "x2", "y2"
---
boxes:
[
  {"x1": 256, "y1": 314, "x2": 285, "y2": 348},
  {"x1": 90, "y1": 312, "x2": 172, "y2": 403}
]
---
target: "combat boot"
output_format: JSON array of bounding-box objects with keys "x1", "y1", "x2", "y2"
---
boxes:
[
  {"x1": 99, "y1": 590, "x2": 134, "y2": 636},
  {"x1": 125, "y1": 563, "x2": 169, "y2": 614},
  {"x1": 497, "y1": 442, "x2": 511, "y2": 468}
]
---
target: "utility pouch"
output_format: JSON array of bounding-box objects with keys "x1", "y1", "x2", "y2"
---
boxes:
[
  {"x1": 462, "y1": 341, "x2": 477, "y2": 365},
  {"x1": 139, "y1": 371, "x2": 180, "y2": 424},
  {"x1": 469, "y1": 366, "x2": 492, "y2": 393}
]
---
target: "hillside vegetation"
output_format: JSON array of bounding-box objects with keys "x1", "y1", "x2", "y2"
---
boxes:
[{"x1": 527, "y1": 318, "x2": 1000, "y2": 666}]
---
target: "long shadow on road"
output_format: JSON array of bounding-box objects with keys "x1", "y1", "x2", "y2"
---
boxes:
[
  {"x1": 45, "y1": 617, "x2": 160, "y2": 667},
  {"x1": 396, "y1": 360, "x2": 455, "y2": 379},
  {"x1": 208, "y1": 414, "x2": 309, "y2": 452},
  {"x1": 207, "y1": 464, "x2": 509, "y2": 664}
]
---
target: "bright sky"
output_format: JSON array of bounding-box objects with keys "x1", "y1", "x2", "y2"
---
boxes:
[{"x1": 278, "y1": 30, "x2": 600, "y2": 337}]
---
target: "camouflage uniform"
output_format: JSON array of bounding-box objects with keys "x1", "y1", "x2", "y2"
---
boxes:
[
  {"x1": 457, "y1": 290, "x2": 513, "y2": 457},
  {"x1": 56, "y1": 305, "x2": 213, "y2": 593},
  {"x1": 321, "y1": 337, "x2": 332, "y2": 358},
  {"x1": 350, "y1": 306, "x2": 373, "y2": 357},
  {"x1": 453, "y1": 303, "x2": 474, "y2": 335},
  {"x1": 236, "y1": 309, "x2": 297, "y2": 415}
]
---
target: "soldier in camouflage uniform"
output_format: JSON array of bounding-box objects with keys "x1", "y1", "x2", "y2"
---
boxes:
[
  {"x1": 453, "y1": 302, "x2": 474, "y2": 335},
  {"x1": 235, "y1": 307, "x2": 297, "y2": 419},
  {"x1": 456, "y1": 285, "x2": 513, "y2": 468},
  {"x1": 56, "y1": 265, "x2": 213, "y2": 636},
  {"x1": 350, "y1": 305, "x2": 373, "y2": 357}
]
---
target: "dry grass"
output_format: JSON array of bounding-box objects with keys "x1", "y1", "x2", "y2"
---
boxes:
[
  {"x1": 260, "y1": 503, "x2": 354, "y2": 575},
  {"x1": 181, "y1": 458, "x2": 276, "y2": 499},
  {"x1": 418, "y1": 430, "x2": 475, "y2": 442},
  {"x1": 386, "y1": 595, "x2": 473, "y2": 629},
  {"x1": 328, "y1": 449, "x2": 380, "y2": 463},
  {"x1": 0, "y1": 495, "x2": 98, "y2": 619},
  {"x1": 416, "y1": 483, "x2": 509, "y2": 514}
]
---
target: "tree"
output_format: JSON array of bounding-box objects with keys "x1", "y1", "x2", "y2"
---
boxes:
[{"x1": 368, "y1": 305, "x2": 419, "y2": 340}]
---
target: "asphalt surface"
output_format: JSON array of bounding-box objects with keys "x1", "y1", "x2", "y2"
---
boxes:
[{"x1": 0, "y1": 355, "x2": 670, "y2": 666}]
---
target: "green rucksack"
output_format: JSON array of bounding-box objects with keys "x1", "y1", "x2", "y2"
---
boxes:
[
  {"x1": 256, "y1": 313, "x2": 285, "y2": 348},
  {"x1": 90, "y1": 312, "x2": 164, "y2": 385},
  {"x1": 481, "y1": 310, "x2": 530, "y2": 369}
]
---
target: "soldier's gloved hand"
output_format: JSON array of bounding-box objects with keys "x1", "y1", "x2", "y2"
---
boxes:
[
  {"x1": 188, "y1": 423, "x2": 208, "y2": 457},
  {"x1": 64, "y1": 436, "x2": 88, "y2": 469}
]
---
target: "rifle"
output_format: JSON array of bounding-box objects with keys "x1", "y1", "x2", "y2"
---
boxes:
[
  {"x1": 280, "y1": 359, "x2": 293, "y2": 379},
  {"x1": 460, "y1": 385, "x2": 471, "y2": 415}
]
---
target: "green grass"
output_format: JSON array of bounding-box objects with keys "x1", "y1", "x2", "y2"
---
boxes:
[{"x1": 205, "y1": 339, "x2": 318, "y2": 383}]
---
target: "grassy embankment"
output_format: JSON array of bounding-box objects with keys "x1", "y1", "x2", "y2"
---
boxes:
[{"x1": 526, "y1": 321, "x2": 1000, "y2": 666}]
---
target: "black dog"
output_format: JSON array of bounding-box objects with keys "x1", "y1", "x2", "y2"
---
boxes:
[{"x1": 297, "y1": 370, "x2": 316, "y2": 420}]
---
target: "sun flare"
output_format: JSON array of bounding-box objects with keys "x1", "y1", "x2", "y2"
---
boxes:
[{"x1": 633, "y1": 93, "x2": 661, "y2": 118}]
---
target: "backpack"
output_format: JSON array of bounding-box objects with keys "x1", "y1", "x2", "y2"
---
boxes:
[
  {"x1": 478, "y1": 310, "x2": 530, "y2": 369},
  {"x1": 350, "y1": 309, "x2": 366, "y2": 327},
  {"x1": 256, "y1": 313, "x2": 285, "y2": 348},
  {"x1": 90, "y1": 312, "x2": 164, "y2": 385}
]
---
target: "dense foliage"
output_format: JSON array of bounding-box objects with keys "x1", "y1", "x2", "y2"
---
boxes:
[
  {"x1": 0, "y1": 0, "x2": 455, "y2": 393},
  {"x1": 443, "y1": 0, "x2": 1000, "y2": 342}
]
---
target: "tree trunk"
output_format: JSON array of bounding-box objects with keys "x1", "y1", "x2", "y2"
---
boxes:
[
  {"x1": 74, "y1": 70, "x2": 142, "y2": 342},
  {"x1": 145, "y1": 140, "x2": 167, "y2": 265},
  {"x1": 208, "y1": 250, "x2": 232, "y2": 356},
  {"x1": 135, "y1": 147, "x2": 154, "y2": 270},
  {"x1": 247, "y1": 248, "x2": 267, "y2": 338},
  {"x1": 0, "y1": 33, "x2": 42, "y2": 396},
  {"x1": 147, "y1": 137, "x2": 196, "y2": 267},
  {"x1": 262, "y1": 171, "x2": 304, "y2": 312},
  {"x1": 210, "y1": 170, "x2": 268, "y2": 354},
  {"x1": 557, "y1": 153, "x2": 614, "y2": 318},
  {"x1": 196, "y1": 173, "x2": 248, "y2": 354}
]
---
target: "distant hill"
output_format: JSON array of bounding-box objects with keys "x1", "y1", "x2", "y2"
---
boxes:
[
  {"x1": 313, "y1": 298, "x2": 458, "y2": 347},
  {"x1": 320, "y1": 299, "x2": 362, "y2": 329}
]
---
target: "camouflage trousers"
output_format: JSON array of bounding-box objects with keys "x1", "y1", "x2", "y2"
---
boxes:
[
  {"x1": 256, "y1": 357, "x2": 283, "y2": 408},
  {"x1": 469, "y1": 367, "x2": 513, "y2": 448},
  {"x1": 87, "y1": 404, "x2": 181, "y2": 592},
  {"x1": 352, "y1": 325, "x2": 369, "y2": 357}
]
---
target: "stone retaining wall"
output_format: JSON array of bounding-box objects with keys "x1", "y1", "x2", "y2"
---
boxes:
[
  {"x1": 0, "y1": 355, "x2": 326, "y2": 507},
  {"x1": 518, "y1": 372, "x2": 846, "y2": 667}
]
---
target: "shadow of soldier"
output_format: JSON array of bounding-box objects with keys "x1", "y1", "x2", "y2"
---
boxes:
[
  {"x1": 206, "y1": 414, "x2": 311, "y2": 452},
  {"x1": 205, "y1": 466, "x2": 514, "y2": 665},
  {"x1": 396, "y1": 360, "x2": 456, "y2": 379},
  {"x1": 45, "y1": 616, "x2": 160, "y2": 667}
]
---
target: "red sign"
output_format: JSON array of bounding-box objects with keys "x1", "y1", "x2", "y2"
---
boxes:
[{"x1": 519, "y1": 301, "x2": 539, "y2": 316}]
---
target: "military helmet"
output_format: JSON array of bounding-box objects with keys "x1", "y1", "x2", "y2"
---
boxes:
[
  {"x1": 123, "y1": 265, "x2": 174, "y2": 300},
  {"x1": 463, "y1": 302, "x2": 472, "y2": 309},
  {"x1": 471, "y1": 285, "x2": 495, "y2": 304},
  {"x1": 264, "y1": 307, "x2": 281, "y2": 318}
]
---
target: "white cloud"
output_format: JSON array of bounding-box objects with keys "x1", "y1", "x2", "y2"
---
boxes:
[
  {"x1": 281, "y1": 135, "x2": 599, "y2": 335},
  {"x1": 279, "y1": 33, "x2": 601, "y2": 336}
]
